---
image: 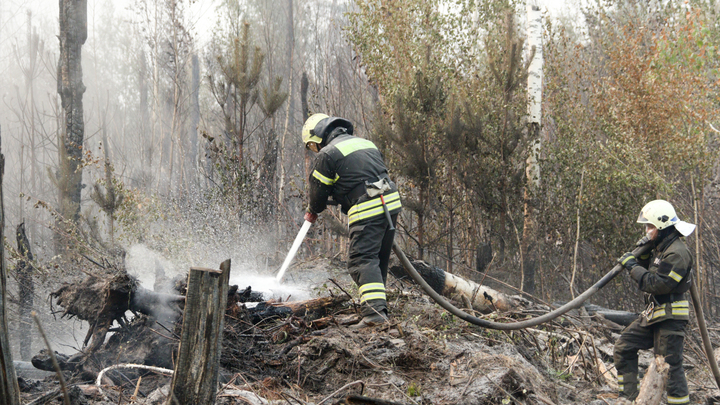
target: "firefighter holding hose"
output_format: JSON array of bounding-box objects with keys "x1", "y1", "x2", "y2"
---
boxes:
[
  {"x1": 301, "y1": 113, "x2": 402, "y2": 328},
  {"x1": 615, "y1": 200, "x2": 696, "y2": 404}
]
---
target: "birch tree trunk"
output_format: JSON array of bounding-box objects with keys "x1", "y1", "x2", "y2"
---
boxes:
[
  {"x1": 56, "y1": 0, "x2": 87, "y2": 251},
  {"x1": 389, "y1": 259, "x2": 521, "y2": 313},
  {"x1": 520, "y1": 4, "x2": 543, "y2": 294}
]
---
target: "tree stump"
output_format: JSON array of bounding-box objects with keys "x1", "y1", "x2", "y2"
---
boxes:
[
  {"x1": 634, "y1": 356, "x2": 669, "y2": 405},
  {"x1": 166, "y1": 260, "x2": 231, "y2": 405}
]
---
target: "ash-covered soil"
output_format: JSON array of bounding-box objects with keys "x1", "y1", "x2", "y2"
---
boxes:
[{"x1": 16, "y1": 258, "x2": 720, "y2": 405}]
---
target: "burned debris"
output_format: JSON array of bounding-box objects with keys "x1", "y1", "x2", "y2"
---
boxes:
[{"x1": 13, "y1": 255, "x2": 718, "y2": 405}]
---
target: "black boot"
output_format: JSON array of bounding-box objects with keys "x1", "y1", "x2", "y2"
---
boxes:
[{"x1": 350, "y1": 310, "x2": 389, "y2": 329}]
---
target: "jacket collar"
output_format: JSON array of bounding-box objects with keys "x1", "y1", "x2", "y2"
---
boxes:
[
  {"x1": 322, "y1": 127, "x2": 349, "y2": 147},
  {"x1": 655, "y1": 229, "x2": 681, "y2": 253}
]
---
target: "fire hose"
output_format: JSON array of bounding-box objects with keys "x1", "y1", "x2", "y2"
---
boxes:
[
  {"x1": 392, "y1": 241, "x2": 651, "y2": 330},
  {"x1": 278, "y1": 201, "x2": 720, "y2": 388},
  {"x1": 393, "y1": 241, "x2": 720, "y2": 389}
]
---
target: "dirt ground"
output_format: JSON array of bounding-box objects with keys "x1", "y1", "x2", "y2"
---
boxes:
[{"x1": 15, "y1": 258, "x2": 720, "y2": 405}]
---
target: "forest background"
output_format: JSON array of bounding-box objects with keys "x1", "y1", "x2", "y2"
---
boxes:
[{"x1": 1, "y1": 0, "x2": 719, "y2": 361}]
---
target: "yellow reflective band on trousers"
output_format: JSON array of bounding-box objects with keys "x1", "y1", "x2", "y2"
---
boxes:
[
  {"x1": 335, "y1": 138, "x2": 377, "y2": 156},
  {"x1": 348, "y1": 192, "x2": 401, "y2": 225},
  {"x1": 359, "y1": 282, "x2": 386, "y2": 303},
  {"x1": 649, "y1": 300, "x2": 689, "y2": 320},
  {"x1": 667, "y1": 395, "x2": 690, "y2": 404},
  {"x1": 312, "y1": 170, "x2": 338, "y2": 186},
  {"x1": 617, "y1": 383, "x2": 641, "y2": 392}
]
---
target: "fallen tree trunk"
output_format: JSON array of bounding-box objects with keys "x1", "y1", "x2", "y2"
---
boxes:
[{"x1": 389, "y1": 260, "x2": 520, "y2": 313}]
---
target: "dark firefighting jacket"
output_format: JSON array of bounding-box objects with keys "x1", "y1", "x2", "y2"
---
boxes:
[
  {"x1": 628, "y1": 230, "x2": 693, "y2": 326},
  {"x1": 307, "y1": 128, "x2": 401, "y2": 225}
]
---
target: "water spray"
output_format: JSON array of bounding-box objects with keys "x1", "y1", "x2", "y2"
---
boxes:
[{"x1": 275, "y1": 220, "x2": 313, "y2": 283}]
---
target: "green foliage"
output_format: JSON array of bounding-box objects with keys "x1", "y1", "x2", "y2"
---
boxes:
[
  {"x1": 348, "y1": 1, "x2": 531, "y2": 267},
  {"x1": 538, "y1": 2, "x2": 720, "y2": 307},
  {"x1": 260, "y1": 77, "x2": 288, "y2": 118},
  {"x1": 407, "y1": 381, "x2": 422, "y2": 397},
  {"x1": 205, "y1": 12, "x2": 289, "y2": 222},
  {"x1": 348, "y1": 0, "x2": 720, "y2": 307},
  {"x1": 549, "y1": 367, "x2": 571, "y2": 381}
]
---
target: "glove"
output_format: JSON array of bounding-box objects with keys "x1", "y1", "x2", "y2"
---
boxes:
[
  {"x1": 635, "y1": 235, "x2": 651, "y2": 246},
  {"x1": 618, "y1": 252, "x2": 638, "y2": 270},
  {"x1": 304, "y1": 211, "x2": 318, "y2": 224}
]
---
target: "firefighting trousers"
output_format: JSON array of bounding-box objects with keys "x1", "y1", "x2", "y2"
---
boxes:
[
  {"x1": 613, "y1": 318, "x2": 689, "y2": 404},
  {"x1": 347, "y1": 212, "x2": 398, "y2": 317}
]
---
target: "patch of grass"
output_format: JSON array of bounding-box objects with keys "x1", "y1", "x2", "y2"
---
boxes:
[
  {"x1": 407, "y1": 381, "x2": 421, "y2": 396},
  {"x1": 549, "y1": 367, "x2": 572, "y2": 381}
]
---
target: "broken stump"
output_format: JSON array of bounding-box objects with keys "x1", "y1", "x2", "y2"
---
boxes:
[
  {"x1": 634, "y1": 355, "x2": 669, "y2": 405},
  {"x1": 166, "y1": 260, "x2": 230, "y2": 405}
]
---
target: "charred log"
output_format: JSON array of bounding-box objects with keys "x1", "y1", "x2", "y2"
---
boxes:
[
  {"x1": 30, "y1": 350, "x2": 81, "y2": 372},
  {"x1": 242, "y1": 295, "x2": 350, "y2": 324},
  {"x1": 583, "y1": 304, "x2": 638, "y2": 327},
  {"x1": 334, "y1": 396, "x2": 406, "y2": 405},
  {"x1": 51, "y1": 273, "x2": 183, "y2": 353}
]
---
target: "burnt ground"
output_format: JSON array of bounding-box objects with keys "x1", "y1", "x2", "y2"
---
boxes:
[{"x1": 15, "y1": 258, "x2": 720, "y2": 405}]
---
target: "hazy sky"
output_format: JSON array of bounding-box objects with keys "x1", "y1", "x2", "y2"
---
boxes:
[{"x1": 2, "y1": 0, "x2": 580, "y2": 42}]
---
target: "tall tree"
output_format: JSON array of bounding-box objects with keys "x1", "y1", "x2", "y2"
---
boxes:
[
  {"x1": 15, "y1": 222, "x2": 34, "y2": 361},
  {"x1": 0, "y1": 126, "x2": 20, "y2": 405},
  {"x1": 56, "y1": 0, "x2": 88, "y2": 251},
  {"x1": 521, "y1": 4, "x2": 543, "y2": 294},
  {"x1": 206, "y1": 18, "x2": 264, "y2": 210},
  {"x1": 188, "y1": 54, "x2": 200, "y2": 189}
]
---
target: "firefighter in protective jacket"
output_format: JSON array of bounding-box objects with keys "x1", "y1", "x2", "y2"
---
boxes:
[
  {"x1": 301, "y1": 113, "x2": 401, "y2": 328},
  {"x1": 614, "y1": 200, "x2": 696, "y2": 404}
]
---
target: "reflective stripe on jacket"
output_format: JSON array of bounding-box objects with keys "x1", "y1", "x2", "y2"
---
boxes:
[
  {"x1": 308, "y1": 130, "x2": 401, "y2": 222},
  {"x1": 629, "y1": 231, "x2": 693, "y2": 326}
]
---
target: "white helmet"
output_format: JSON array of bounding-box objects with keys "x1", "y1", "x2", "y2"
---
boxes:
[
  {"x1": 637, "y1": 200, "x2": 677, "y2": 230},
  {"x1": 637, "y1": 199, "x2": 695, "y2": 236}
]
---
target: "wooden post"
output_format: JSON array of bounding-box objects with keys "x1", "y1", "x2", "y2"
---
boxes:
[
  {"x1": 166, "y1": 260, "x2": 230, "y2": 405},
  {"x1": 0, "y1": 127, "x2": 21, "y2": 404}
]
